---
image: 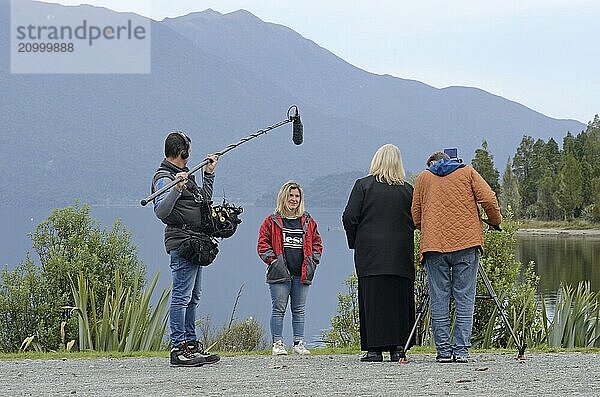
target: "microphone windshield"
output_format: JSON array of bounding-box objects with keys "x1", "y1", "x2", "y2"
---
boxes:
[{"x1": 293, "y1": 115, "x2": 303, "y2": 145}]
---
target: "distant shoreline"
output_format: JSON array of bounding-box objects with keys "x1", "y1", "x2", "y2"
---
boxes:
[{"x1": 516, "y1": 228, "x2": 600, "y2": 238}]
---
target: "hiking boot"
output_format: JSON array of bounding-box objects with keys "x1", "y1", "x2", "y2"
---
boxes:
[
  {"x1": 272, "y1": 340, "x2": 288, "y2": 355},
  {"x1": 170, "y1": 343, "x2": 205, "y2": 367},
  {"x1": 436, "y1": 354, "x2": 454, "y2": 363},
  {"x1": 185, "y1": 340, "x2": 220, "y2": 365},
  {"x1": 292, "y1": 340, "x2": 310, "y2": 355},
  {"x1": 360, "y1": 351, "x2": 383, "y2": 362}
]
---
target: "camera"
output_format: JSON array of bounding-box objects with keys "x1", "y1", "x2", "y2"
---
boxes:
[{"x1": 443, "y1": 147, "x2": 463, "y2": 163}]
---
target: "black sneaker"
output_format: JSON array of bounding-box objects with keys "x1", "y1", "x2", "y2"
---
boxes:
[
  {"x1": 436, "y1": 354, "x2": 454, "y2": 363},
  {"x1": 185, "y1": 340, "x2": 220, "y2": 365},
  {"x1": 389, "y1": 349, "x2": 402, "y2": 362},
  {"x1": 170, "y1": 343, "x2": 205, "y2": 367},
  {"x1": 453, "y1": 354, "x2": 470, "y2": 363}
]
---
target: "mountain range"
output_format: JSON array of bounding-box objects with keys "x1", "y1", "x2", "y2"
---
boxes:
[{"x1": 0, "y1": 0, "x2": 586, "y2": 208}]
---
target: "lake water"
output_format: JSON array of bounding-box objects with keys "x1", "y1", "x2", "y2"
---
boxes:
[
  {"x1": 517, "y1": 235, "x2": 600, "y2": 300},
  {"x1": 2, "y1": 206, "x2": 599, "y2": 346}
]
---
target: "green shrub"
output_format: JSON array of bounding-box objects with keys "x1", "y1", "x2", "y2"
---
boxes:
[
  {"x1": 31, "y1": 202, "x2": 145, "y2": 311},
  {"x1": 473, "y1": 215, "x2": 539, "y2": 348},
  {"x1": 196, "y1": 285, "x2": 266, "y2": 352},
  {"x1": 322, "y1": 273, "x2": 360, "y2": 348},
  {"x1": 0, "y1": 258, "x2": 57, "y2": 352},
  {"x1": 412, "y1": 230, "x2": 433, "y2": 346},
  {"x1": 207, "y1": 317, "x2": 266, "y2": 352}
]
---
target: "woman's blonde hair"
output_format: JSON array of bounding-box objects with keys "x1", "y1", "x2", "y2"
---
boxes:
[
  {"x1": 369, "y1": 144, "x2": 406, "y2": 185},
  {"x1": 275, "y1": 180, "x2": 305, "y2": 218}
]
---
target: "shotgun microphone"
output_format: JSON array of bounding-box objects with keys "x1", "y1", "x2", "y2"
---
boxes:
[
  {"x1": 289, "y1": 105, "x2": 303, "y2": 145},
  {"x1": 293, "y1": 114, "x2": 303, "y2": 145}
]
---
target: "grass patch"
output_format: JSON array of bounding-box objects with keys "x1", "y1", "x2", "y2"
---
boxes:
[
  {"x1": 527, "y1": 346, "x2": 600, "y2": 353},
  {"x1": 0, "y1": 350, "x2": 167, "y2": 361}
]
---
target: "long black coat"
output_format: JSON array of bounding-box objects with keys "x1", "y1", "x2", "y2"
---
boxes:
[{"x1": 342, "y1": 175, "x2": 415, "y2": 279}]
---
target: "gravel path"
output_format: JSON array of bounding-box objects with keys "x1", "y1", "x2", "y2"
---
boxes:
[{"x1": 1, "y1": 352, "x2": 598, "y2": 396}]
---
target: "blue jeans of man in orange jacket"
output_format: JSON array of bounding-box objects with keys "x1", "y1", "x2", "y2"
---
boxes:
[{"x1": 424, "y1": 247, "x2": 479, "y2": 359}]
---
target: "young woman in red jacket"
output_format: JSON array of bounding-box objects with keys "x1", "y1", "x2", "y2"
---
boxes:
[{"x1": 257, "y1": 181, "x2": 323, "y2": 355}]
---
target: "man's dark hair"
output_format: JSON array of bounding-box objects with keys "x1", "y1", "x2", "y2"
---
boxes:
[
  {"x1": 426, "y1": 151, "x2": 450, "y2": 167},
  {"x1": 165, "y1": 132, "x2": 190, "y2": 158}
]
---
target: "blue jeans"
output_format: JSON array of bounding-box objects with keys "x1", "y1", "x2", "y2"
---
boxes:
[
  {"x1": 424, "y1": 247, "x2": 479, "y2": 357},
  {"x1": 269, "y1": 276, "x2": 310, "y2": 343},
  {"x1": 169, "y1": 249, "x2": 203, "y2": 347}
]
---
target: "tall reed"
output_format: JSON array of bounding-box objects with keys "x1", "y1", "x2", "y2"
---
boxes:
[
  {"x1": 542, "y1": 282, "x2": 600, "y2": 348},
  {"x1": 69, "y1": 271, "x2": 169, "y2": 352}
]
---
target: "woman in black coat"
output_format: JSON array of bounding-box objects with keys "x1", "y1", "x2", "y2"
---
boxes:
[{"x1": 342, "y1": 144, "x2": 415, "y2": 362}]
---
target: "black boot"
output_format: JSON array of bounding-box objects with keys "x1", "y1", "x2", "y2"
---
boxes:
[
  {"x1": 389, "y1": 348, "x2": 403, "y2": 362},
  {"x1": 170, "y1": 343, "x2": 205, "y2": 367},
  {"x1": 185, "y1": 340, "x2": 220, "y2": 365},
  {"x1": 360, "y1": 351, "x2": 383, "y2": 362}
]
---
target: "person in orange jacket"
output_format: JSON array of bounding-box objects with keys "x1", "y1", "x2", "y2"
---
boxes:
[{"x1": 412, "y1": 150, "x2": 501, "y2": 363}]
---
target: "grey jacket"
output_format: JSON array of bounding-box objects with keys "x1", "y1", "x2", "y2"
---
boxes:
[{"x1": 152, "y1": 159, "x2": 215, "y2": 253}]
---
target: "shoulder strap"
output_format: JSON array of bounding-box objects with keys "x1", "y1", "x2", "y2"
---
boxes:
[
  {"x1": 302, "y1": 212, "x2": 312, "y2": 224},
  {"x1": 270, "y1": 213, "x2": 284, "y2": 229},
  {"x1": 151, "y1": 170, "x2": 174, "y2": 194},
  {"x1": 301, "y1": 212, "x2": 312, "y2": 232}
]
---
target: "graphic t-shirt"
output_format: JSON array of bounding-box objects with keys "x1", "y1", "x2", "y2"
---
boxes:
[{"x1": 282, "y1": 217, "x2": 304, "y2": 276}]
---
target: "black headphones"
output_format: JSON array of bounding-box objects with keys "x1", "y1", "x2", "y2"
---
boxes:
[{"x1": 173, "y1": 131, "x2": 191, "y2": 159}]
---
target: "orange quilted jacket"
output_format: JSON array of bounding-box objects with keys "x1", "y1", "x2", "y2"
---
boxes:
[{"x1": 411, "y1": 165, "x2": 501, "y2": 261}]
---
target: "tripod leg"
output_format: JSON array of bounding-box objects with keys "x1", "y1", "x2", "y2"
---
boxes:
[
  {"x1": 477, "y1": 263, "x2": 526, "y2": 360},
  {"x1": 400, "y1": 294, "x2": 429, "y2": 364}
]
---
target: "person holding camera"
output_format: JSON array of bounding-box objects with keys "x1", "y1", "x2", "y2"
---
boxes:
[
  {"x1": 411, "y1": 150, "x2": 501, "y2": 363},
  {"x1": 152, "y1": 131, "x2": 220, "y2": 367},
  {"x1": 342, "y1": 144, "x2": 416, "y2": 362},
  {"x1": 257, "y1": 181, "x2": 323, "y2": 355}
]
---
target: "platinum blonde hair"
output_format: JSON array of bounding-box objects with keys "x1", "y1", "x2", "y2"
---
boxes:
[
  {"x1": 369, "y1": 144, "x2": 406, "y2": 185},
  {"x1": 275, "y1": 180, "x2": 305, "y2": 218}
]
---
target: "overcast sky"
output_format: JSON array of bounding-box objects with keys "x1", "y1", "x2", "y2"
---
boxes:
[{"x1": 44, "y1": 0, "x2": 599, "y2": 123}]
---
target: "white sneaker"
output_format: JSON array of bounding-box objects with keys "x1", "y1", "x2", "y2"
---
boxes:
[
  {"x1": 272, "y1": 340, "x2": 288, "y2": 355},
  {"x1": 292, "y1": 340, "x2": 310, "y2": 355}
]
